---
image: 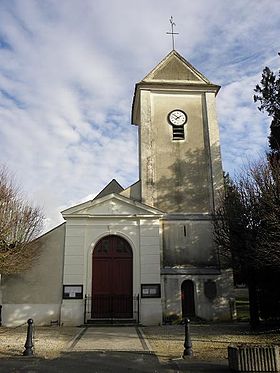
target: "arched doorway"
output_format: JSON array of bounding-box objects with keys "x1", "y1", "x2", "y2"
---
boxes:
[
  {"x1": 92, "y1": 235, "x2": 133, "y2": 318},
  {"x1": 181, "y1": 280, "x2": 195, "y2": 318}
]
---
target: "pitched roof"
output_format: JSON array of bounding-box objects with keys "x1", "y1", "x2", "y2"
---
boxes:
[
  {"x1": 93, "y1": 179, "x2": 124, "y2": 200},
  {"x1": 142, "y1": 50, "x2": 211, "y2": 84},
  {"x1": 131, "y1": 50, "x2": 220, "y2": 125}
]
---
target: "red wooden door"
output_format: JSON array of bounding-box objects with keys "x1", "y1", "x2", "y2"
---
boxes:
[{"x1": 92, "y1": 235, "x2": 133, "y2": 318}]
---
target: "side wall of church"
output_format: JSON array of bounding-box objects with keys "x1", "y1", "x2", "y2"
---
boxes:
[
  {"x1": 1, "y1": 223, "x2": 65, "y2": 327},
  {"x1": 160, "y1": 216, "x2": 235, "y2": 321},
  {"x1": 162, "y1": 269, "x2": 235, "y2": 321},
  {"x1": 162, "y1": 218, "x2": 218, "y2": 267}
]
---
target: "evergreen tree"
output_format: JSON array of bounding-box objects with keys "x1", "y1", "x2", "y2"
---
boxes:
[{"x1": 254, "y1": 55, "x2": 280, "y2": 154}]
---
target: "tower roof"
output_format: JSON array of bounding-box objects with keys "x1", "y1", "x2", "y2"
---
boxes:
[
  {"x1": 131, "y1": 50, "x2": 220, "y2": 126},
  {"x1": 142, "y1": 50, "x2": 212, "y2": 84}
]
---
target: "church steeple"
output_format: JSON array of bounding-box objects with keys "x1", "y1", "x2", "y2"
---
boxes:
[
  {"x1": 132, "y1": 51, "x2": 220, "y2": 126},
  {"x1": 142, "y1": 50, "x2": 215, "y2": 84},
  {"x1": 131, "y1": 51, "x2": 223, "y2": 214}
]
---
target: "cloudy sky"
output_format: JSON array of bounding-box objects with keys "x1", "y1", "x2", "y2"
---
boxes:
[{"x1": 0, "y1": 0, "x2": 279, "y2": 231}]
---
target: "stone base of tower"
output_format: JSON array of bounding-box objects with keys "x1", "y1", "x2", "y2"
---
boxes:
[{"x1": 161, "y1": 268, "x2": 235, "y2": 322}]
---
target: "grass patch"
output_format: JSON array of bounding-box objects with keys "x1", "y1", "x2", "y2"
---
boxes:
[{"x1": 236, "y1": 298, "x2": 250, "y2": 321}]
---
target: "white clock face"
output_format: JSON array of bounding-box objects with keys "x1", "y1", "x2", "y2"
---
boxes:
[{"x1": 168, "y1": 110, "x2": 187, "y2": 126}]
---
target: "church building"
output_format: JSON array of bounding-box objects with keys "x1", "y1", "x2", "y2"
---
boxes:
[{"x1": 2, "y1": 50, "x2": 235, "y2": 326}]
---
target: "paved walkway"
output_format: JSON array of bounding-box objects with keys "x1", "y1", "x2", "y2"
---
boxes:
[
  {"x1": 71, "y1": 326, "x2": 149, "y2": 352},
  {"x1": 66, "y1": 326, "x2": 229, "y2": 372},
  {"x1": 0, "y1": 326, "x2": 230, "y2": 372}
]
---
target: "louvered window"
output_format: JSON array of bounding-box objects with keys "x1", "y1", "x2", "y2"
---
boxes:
[{"x1": 172, "y1": 125, "x2": 185, "y2": 140}]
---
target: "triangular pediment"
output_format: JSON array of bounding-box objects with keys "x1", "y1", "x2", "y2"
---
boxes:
[
  {"x1": 62, "y1": 193, "x2": 163, "y2": 217},
  {"x1": 143, "y1": 50, "x2": 210, "y2": 84}
]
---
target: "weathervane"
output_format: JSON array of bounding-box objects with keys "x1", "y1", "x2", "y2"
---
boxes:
[{"x1": 166, "y1": 16, "x2": 179, "y2": 50}]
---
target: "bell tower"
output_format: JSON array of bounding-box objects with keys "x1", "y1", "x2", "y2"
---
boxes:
[
  {"x1": 132, "y1": 50, "x2": 223, "y2": 213},
  {"x1": 132, "y1": 51, "x2": 233, "y2": 322}
]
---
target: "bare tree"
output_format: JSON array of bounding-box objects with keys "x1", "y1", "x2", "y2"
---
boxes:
[
  {"x1": 214, "y1": 157, "x2": 280, "y2": 327},
  {"x1": 0, "y1": 166, "x2": 44, "y2": 274}
]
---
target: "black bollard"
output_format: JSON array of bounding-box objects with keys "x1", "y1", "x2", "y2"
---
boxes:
[
  {"x1": 23, "y1": 318, "x2": 34, "y2": 356},
  {"x1": 183, "y1": 317, "x2": 193, "y2": 359}
]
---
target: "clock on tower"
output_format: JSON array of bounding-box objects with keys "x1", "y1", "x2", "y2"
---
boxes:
[
  {"x1": 132, "y1": 50, "x2": 223, "y2": 214},
  {"x1": 131, "y1": 50, "x2": 234, "y2": 323}
]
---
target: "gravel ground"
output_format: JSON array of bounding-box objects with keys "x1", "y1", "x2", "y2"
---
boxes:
[
  {"x1": 0, "y1": 326, "x2": 79, "y2": 358},
  {"x1": 142, "y1": 323, "x2": 280, "y2": 362},
  {"x1": 0, "y1": 322, "x2": 279, "y2": 361}
]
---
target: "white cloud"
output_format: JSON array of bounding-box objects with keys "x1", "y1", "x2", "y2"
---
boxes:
[{"x1": 0, "y1": 0, "x2": 279, "y2": 231}]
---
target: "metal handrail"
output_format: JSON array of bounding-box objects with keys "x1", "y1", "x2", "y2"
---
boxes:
[{"x1": 84, "y1": 294, "x2": 139, "y2": 324}]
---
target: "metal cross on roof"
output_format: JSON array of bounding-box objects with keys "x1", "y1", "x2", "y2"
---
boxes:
[{"x1": 166, "y1": 16, "x2": 179, "y2": 50}]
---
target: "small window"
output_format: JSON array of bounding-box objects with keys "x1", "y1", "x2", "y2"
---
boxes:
[{"x1": 172, "y1": 125, "x2": 185, "y2": 140}]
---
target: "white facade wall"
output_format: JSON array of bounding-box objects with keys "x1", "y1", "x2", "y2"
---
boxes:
[
  {"x1": 61, "y1": 201, "x2": 163, "y2": 326},
  {"x1": 139, "y1": 221, "x2": 162, "y2": 325}
]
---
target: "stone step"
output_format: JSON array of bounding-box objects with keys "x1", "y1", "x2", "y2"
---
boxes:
[{"x1": 85, "y1": 318, "x2": 138, "y2": 326}]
